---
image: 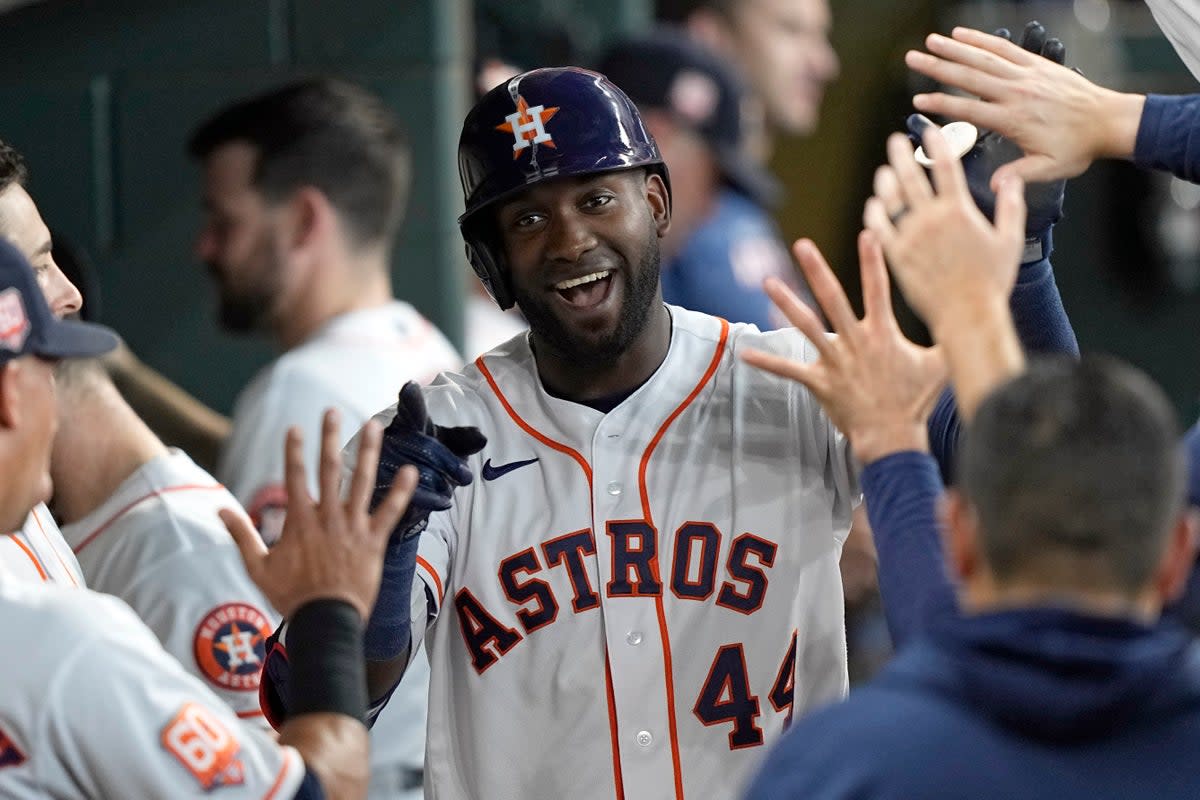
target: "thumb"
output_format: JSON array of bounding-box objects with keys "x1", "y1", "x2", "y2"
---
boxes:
[
  {"x1": 993, "y1": 175, "x2": 1028, "y2": 244},
  {"x1": 905, "y1": 113, "x2": 937, "y2": 145},
  {"x1": 221, "y1": 508, "x2": 268, "y2": 578},
  {"x1": 989, "y1": 154, "x2": 1057, "y2": 191}
]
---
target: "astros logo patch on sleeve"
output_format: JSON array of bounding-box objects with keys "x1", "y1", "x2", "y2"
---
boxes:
[
  {"x1": 0, "y1": 727, "x2": 25, "y2": 769},
  {"x1": 193, "y1": 603, "x2": 273, "y2": 691}
]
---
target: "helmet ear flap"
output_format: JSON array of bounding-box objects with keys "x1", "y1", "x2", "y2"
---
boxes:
[{"x1": 464, "y1": 235, "x2": 515, "y2": 310}]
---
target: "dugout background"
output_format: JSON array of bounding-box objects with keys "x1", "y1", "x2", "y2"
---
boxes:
[{"x1": 0, "y1": 0, "x2": 1197, "y2": 425}]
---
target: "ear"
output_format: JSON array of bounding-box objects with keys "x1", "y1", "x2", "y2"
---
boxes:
[
  {"x1": 645, "y1": 172, "x2": 671, "y2": 238},
  {"x1": 1156, "y1": 508, "x2": 1199, "y2": 604},
  {"x1": 0, "y1": 360, "x2": 21, "y2": 430},
  {"x1": 281, "y1": 186, "x2": 332, "y2": 255},
  {"x1": 941, "y1": 488, "x2": 981, "y2": 584}
]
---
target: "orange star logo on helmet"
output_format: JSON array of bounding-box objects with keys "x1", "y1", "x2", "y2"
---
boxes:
[{"x1": 496, "y1": 95, "x2": 559, "y2": 159}]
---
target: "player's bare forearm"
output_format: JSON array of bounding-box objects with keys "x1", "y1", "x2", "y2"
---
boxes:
[
  {"x1": 280, "y1": 713, "x2": 370, "y2": 799},
  {"x1": 930, "y1": 298, "x2": 1024, "y2": 422},
  {"x1": 366, "y1": 652, "x2": 411, "y2": 706},
  {"x1": 849, "y1": 421, "x2": 929, "y2": 464}
]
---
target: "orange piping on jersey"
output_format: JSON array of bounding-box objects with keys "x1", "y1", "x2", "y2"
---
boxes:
[
  {"x1": 72, "y1": 483, "x2": 225, "y2": 555},
  {"x1": 29, "y1": 507, "x2": 78, "y2": 586},
  {"x1": 637, "y1": 318, "x2": 729, "y2": 800},
  {"x1": 236, "y1": 709, "x2": 266, "y2": 719},
  {"x1": 416, "y1": 555, "x2": 444, "y2": 605},
  {"x1": 478, "y1": 355, "x2": 626, "y2": 798},
  {"x1": 262, "y1": 746, "x2": 299, "y2": 800},
  {"x1": 605, "y1": 653, "x2": 626, "y2": 800},
  {"x1": 7, "y1": 534, "x2": 48, "y2": 581},
  {"x1": 477, "y1": 356, "x2": 594, "y2": 483}
]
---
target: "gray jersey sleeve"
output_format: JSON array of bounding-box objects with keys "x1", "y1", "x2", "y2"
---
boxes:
[{"x1": 3, "y1": 589, "x2": 305, "y2": 798}]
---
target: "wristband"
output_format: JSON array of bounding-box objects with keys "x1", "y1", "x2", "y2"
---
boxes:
[{"x1": 287, "y1": 599, "x2": 368, "y2": 721}]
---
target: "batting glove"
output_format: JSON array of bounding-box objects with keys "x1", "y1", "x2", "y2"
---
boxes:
[
  {"x1": 908, "y1": 21, "x2": 1069, "y2": 239},
  {"x1": 371, "y1": 381, "x2": 487, "y2": 540}
]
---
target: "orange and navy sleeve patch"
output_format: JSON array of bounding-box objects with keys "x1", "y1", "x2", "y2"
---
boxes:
[
  {"x1": 161, "y1": 703, "x2": 245, "y2": 790},
  {"x1": 194, "y1": 603, "x2": 273, "y2": 692}
]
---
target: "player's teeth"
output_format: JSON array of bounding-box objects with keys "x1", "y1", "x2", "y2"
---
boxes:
[{"x1": 555, "y1": 270, "x2": 612, "y2": 290}]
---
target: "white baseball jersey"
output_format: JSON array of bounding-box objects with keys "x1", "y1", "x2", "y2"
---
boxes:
[
  {"x1": 219, "y1": 300, "x2": 462, "y2": 538},
  {"x1": 1, "y1": 503, "x2": 85, "y2": 586},
  {"x1": 59, "y1": 449, "x2": 279, "y2": 726},
  {"x1": 1146, "y1": 0, "x2": 1200, "y2": 83},
  {"x1": 349, "y1": 306, "x2": 858, "y2": 800},
  {"x1": 0, "y1": 568, "x2": 305, "y2": 798},
  {"x1": 218, "y1": 299, "x2": 461, "y2": 796}
]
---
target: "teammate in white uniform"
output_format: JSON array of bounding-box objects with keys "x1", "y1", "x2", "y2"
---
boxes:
[
  {"x1": 218, "y1": 300, "x2": 461, "y2": 527},
  {"x1": 0, "y1": 139, "x2": 90, "y2": 587},
  {"x1": 0, "y1": 137, "x2": 287, "y2": 727},
  {"x1": 255, "y1": 68, "x2": 953, "y2": 799},
  {"x1": 1145, "y1": 0, "x2": 1200, "y2": 83},
  {"x1": 5, "y1": 504, "x2": 84, "y2": 585},
  {"x1": 190, "y1": 79, "x2": 461, "y2": 797},
  {"x1": 0, "y1": 236, "x2": 423, "y2": 797},
  {"x1": 51, "y1": 360, "x2": 280, "y2": 725}
]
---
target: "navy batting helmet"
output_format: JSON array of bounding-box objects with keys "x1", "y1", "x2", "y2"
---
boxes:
[{"x1": 457, "y1": 67, "x2": 671, "y2": 309}]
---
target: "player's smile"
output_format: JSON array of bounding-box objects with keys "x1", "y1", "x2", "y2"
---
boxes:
[{"x1": 548, "y1": 265, "x2": 620, "y2": 322}]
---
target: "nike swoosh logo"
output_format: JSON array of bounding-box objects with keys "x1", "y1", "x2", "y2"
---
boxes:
[{"x1": 482, "y1": 457, "x2": 540, "y2": 481}]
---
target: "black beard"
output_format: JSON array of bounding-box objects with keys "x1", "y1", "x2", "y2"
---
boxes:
[
  {"x1": 217, "y1": 292, "x2": 272, "y2": 333},
  {"x1": 514, "y1": 233, "x2": 661, "y2": 370},
  {"x1": 209, "y1": 264, "x2": 275, "y2": 334}
]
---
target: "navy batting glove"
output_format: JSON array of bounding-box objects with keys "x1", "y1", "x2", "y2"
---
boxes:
[
  {"x1": 370, "y1": 381, "x2": 487, "y2": 540},
  {"x1": 907, "y1": 21, "x2": 1069, "y2": 240}
]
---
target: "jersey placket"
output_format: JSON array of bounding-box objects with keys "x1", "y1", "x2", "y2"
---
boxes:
[{"x1": 591, "y1": 405, "x2": 679, "y2": 799}]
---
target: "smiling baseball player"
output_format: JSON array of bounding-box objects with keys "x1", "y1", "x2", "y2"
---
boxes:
[{"x1": 259, "y1": 68, "x2": 876, "y2": 800}]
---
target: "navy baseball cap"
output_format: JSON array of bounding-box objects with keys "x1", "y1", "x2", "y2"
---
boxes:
[
  {"x1": 0, "y1": 238, "x2": 118, "y2": 365},
  {"x1": 597, "y1": 28, "x2": 782, "y2": 208}
]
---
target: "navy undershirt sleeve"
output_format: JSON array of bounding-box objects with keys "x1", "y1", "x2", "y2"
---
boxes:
[
  {"x1": 1134, "y1": 94, "x2": 1200, "y2": 182},
  {"x1": 862, "y1": 451, "x2": 958, "y2": 648}
]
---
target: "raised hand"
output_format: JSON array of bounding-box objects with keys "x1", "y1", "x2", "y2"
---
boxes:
[
  {"x1": 905, "y1": 25, "x2": 1144, "y2": 188},
  {"x1": 865, "y1": 127, "x2": 1027, "y2": 332},
  {"x1": 741, "y1": 231, "x2": 946, "y2": 464},
  {"x1": 222, "y1": 409, "x2": 418, "y2": 620},
  {"x1": 864, "y1": 126, "x2": 1026, "y2": 418}
]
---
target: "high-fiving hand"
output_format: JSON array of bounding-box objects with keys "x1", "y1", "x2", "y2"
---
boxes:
[
  {"x1": 222, "y1": 409, "x2": 418, "y2": 621},
  {"x1": 741, "y1": 231, "x2": 947, "y2": 464}
]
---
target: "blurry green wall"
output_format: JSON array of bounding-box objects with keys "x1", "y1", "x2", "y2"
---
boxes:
[{"x1": 0, "y1": 0, "x2": 472, "y2": 413}]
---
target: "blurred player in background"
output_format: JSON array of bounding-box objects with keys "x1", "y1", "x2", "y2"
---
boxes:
[
  {"x1": 598, "y1": 29, "x2": 814, "y2": 330},
  {"x1": 189, "y1": 78, "x2": 462, "y2": 798},
  {"x1": 657, "y1": 0, "x2": 839, "y2": 158}
]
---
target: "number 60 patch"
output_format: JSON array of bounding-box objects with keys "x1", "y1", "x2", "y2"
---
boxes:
[{"x1": 162, "y1": 703, "x2": 246, "y2": 790}]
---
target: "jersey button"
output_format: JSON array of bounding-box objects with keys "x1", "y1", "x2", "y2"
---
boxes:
[
  {"x1": 636, "y1": 730, "x2": 653, "y2": 747},
  {"x1": 626, "y1": 631, "x2": 643, "y2": 646},
  {"x1": 606, "y1": 481, "x2": 622, "y2": 496}
]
